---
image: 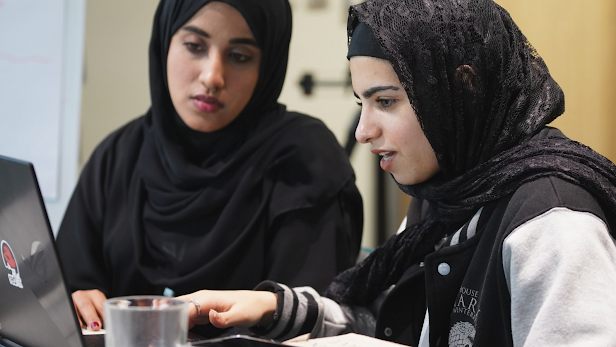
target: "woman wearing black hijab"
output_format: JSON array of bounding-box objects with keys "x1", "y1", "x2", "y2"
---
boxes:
[
  {"x1": 56, "y1": 0, "x2": 363, "y2": 331},
  {"x1": 176, "y1": 0, "x2": 616, "y2": 345}
]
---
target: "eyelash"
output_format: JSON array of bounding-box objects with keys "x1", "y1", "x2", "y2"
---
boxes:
[
  {"x1": 184, "y1": 42, "x2": 204, "y2": 53},
  {"x1": 378, "y1": 98, "x2": 395, "y2": 108},
  {"x1": 356, "y1": 98, "x2": 396, "y2": 109},
  {"x1": 229, "y1": 52, "x2": 252, "y2": 63}
]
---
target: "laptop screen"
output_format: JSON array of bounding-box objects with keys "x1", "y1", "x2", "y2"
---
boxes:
[{"x1": 0, "y1": 156, "x2": 84, "y2": 347}]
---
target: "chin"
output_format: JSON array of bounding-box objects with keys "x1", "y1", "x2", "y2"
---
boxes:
[
  {"x1": 394, "y1": 171, "x2": 434, "y2": 186},
  {"x1": 392, "y1": 174, "x2": 414, "y2": 186}
]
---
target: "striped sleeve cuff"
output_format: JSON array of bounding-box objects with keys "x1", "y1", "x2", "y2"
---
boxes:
[{"x1": 251, "y1": 281, "x2": 321, "y2": 341}]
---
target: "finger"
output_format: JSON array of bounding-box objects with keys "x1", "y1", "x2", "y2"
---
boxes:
[
  {"x1": 208, "y1": 309, "x2": 230, "y2": 329},
  {"x1": 208, "y1": 308, "x2": 255, "y2": 329},
  {"x1": 187, "y1": 298, "x2": 210, "y2": 321},
  {"x1": 72, "y1": 291, "x2": 103, "y2": 331},
  {"x1": 189, "y1": 305, "x2": 211, "y2": 327},
  {"x1": 179, "y1": 296, "x2": 209, "y2": 328},
  {"x1": 186, "y1": 298, "x2": 198, "y2": 318},
  {"x1": 188, "y1": 314, "x2": 211, "y2": 329},
  {"x1": 90, "y1": 291, "x2": 107, "y2": 327},
  {"x1": 75, "y1": 306, "x2": 86, "y2": 329}
]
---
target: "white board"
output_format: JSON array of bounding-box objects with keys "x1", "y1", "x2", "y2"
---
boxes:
[{"x1": 0, "y1": 0, "x2": 85, "y2": 233}]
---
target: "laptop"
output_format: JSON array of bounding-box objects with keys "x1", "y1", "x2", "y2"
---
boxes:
[
  {"x1": 0, "y1": 155, "x2": 104, "y2": 347},
  {"x1": 0, "y1": 155, "x2": 286, "y2": 347}
]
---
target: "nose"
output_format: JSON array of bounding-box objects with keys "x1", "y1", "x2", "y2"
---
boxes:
[
  {"x1": 355, "y1": 109, "x2": 379, "y2": 144},
  {"x1": 200, "y1": 49, "x2": 225, "y2": 93}
]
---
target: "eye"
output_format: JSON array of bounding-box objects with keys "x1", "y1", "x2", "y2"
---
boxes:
[
  {"x1": 229, "y1": 51, "x2": 252, "y2": 63},
  {"x1": 184, "y1": 42, "x2": 205, "y2": 54},
  {"x1": 377, "y1": 98, "x2": 396, "y2": 109},
  {"x1": 356, "y1": 100, "x2": 363, "y2": 107}
]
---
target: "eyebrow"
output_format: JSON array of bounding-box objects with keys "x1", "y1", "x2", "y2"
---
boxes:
[
  {"x1": 361, "y1": 85, "x2": 400, "y2": 98},
  {"x1": 182, "y1": 26, "x2": 259, "y2": 48}
]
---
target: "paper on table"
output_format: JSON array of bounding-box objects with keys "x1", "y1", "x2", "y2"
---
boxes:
[{"x1": 283, "y1": 333, "x2": 408, "y2": 347}]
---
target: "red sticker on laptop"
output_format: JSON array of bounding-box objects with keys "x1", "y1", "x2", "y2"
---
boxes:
[{"x1": 2, "y1": 240, "x2": 23, "y2": 288}]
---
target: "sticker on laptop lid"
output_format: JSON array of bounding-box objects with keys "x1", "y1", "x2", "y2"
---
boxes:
[{"x1": 2, "y1": 240, "x2": 23, "y2": 288}]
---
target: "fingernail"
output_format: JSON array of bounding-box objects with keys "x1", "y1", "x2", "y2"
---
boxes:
[
  {"x1": 90, "y1": 321, "x2": 100, "y2": 330},
  {"x1": 210, "y1": 309, "x2": 217, "y2": 318}
]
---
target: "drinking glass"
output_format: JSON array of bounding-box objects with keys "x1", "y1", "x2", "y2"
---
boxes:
[{"x1": 104, "y1": 295, "x2": 188, "y2": 347}]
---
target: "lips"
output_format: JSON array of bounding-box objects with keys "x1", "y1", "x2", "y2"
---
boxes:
[
  {"x1": 192, "y1": 94, "x2": 223, "y2": 113},
  {"x1": 373, "y1": 150, "x2": 396, "y2": 171}
]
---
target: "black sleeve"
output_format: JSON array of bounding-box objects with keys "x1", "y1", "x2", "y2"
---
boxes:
[
  {"x1": 264, "y1": 180, "x2": 363, "y2": 294},
  {"x1": 55, "y1": 143, "x2": 112, "y2": 296}
]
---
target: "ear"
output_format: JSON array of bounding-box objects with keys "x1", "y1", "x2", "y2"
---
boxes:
[{"x1": 454, "y1": 64, "x2": 476, "y2": 93}]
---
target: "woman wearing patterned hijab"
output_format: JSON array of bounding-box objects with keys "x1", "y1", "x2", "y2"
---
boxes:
[
  {"x1": 179, "y1": 0, "x2": 616, "y2": 345},
  {"x1": 56, "y1": 0, "x2": 363, "y2": 332}
]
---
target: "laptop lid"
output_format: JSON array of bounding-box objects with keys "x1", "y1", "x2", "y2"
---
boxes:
[{"x1": 0, "y1": 155, "x2": 86, "y2": 347}]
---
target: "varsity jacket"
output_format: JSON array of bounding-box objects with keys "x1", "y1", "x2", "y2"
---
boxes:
[{"x1": 253, "y1": 176, "x2": 616, "y2": 346}]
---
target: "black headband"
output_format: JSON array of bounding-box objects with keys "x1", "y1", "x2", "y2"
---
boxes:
[{"x1": 347, "y1": 22, "x2": 387, "y2": 60}]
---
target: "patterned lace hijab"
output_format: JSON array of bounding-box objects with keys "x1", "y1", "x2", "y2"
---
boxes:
[{"x1": 326, "y1": 0, "x2": 616, "y2": 305}]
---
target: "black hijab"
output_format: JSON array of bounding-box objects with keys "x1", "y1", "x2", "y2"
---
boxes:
[
  {"x1": 148, "y1": 0, "x2": 291, "y2": 152},
  {"x1": 128, "y1": 0, "x2": 355, "y2": 294},
  {"x1": 326, "y1": 0, "x2": 616, "y2": 305}
]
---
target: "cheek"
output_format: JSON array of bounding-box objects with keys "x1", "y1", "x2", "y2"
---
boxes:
[
  {"x1": 231, "y1": 68, "x2": 259, "y2": 103},
  {"x1": 166, "y1": 49, "x2": 196, "y2": 97},
  {"x1": 168, "y1": 63, "x2": 192, "y2": 92},
  {"x1": 246, "y1": 68, "x2": 260, "y2": 92},
  {"x1": 395, "y1": 122, "x2": 415, "y2": 152},
  {"x1": 399, "y1": 123, "x2": 429, "y2": 162}
]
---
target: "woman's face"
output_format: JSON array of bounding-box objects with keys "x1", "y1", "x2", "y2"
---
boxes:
[
  {"x1": 167, "y1": 1, "x2": 262, "y2": 132},
  {"x1": 351, "y1": 56, "x2": 440, "y2": 185}
]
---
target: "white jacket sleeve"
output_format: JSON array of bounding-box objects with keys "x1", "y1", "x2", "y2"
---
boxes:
[{"x1": 503, "y1": 207, "x2": 616, "y2": 346}]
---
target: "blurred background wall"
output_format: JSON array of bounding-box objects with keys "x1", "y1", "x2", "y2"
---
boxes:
[
  {"x1": 79, "y1": 0, "x2": 616, "y2": 249},
  {"x1": 496, "y1": 0, "x2": 616, "y2": 161}
]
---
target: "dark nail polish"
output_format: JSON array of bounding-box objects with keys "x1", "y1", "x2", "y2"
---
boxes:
[{"x1": 90, "y1": 321, "x2": 100, "y2": 330}]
